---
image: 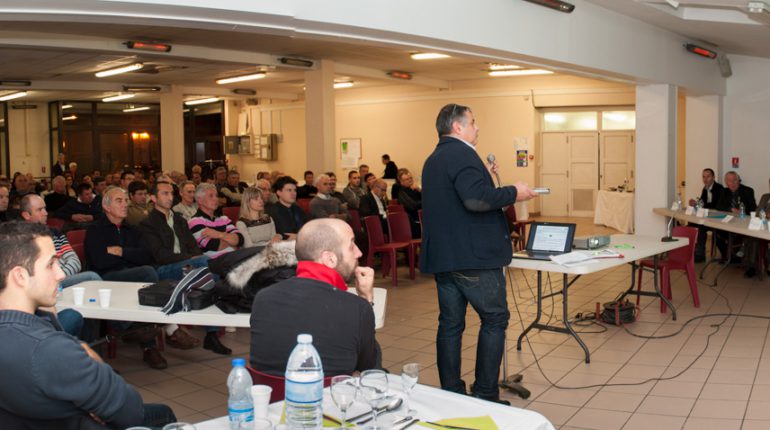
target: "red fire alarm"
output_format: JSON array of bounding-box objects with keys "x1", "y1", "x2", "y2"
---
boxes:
[{"x1": 732, "y1": 157, "x2": 740, "y2": 168}]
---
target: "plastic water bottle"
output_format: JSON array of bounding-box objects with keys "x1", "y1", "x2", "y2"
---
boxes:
[
  {"x1": 227, "y1": 358, "x2": 254, "y2": 429},
  {"x1": 739, "y1": 202, "x2": 746, "y2": 218},
  {"x1": 285, "y1": 334, "x2": 324, "y2": 429}
]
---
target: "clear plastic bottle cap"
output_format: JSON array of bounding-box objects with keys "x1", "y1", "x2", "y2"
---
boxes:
[
  {"x1": 297, "y1": 334, "x2": 313, "y2": 344},
  {"x1": 232, "y1": 358, "x2": 246, "y2": 367}
]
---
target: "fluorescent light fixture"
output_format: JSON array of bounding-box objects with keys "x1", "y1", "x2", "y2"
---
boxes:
[
  {"x1": 232, "y1": 89, "x2": 257, "y2": 96},
  {"x1": 216, "y1": 72, "x2": 266, "y2": 85},
  {"x1": 333, "y1": 81, "x2": 354, "y2": 89},
  {"x1": 95, "y1": 63, "x2": 144, "y2": 78},
  {"x1": 184, "y1": 97, "x2": 220, "y2": 106},
  {"x1": 0, "y1": 91, "x2": 27, "y2": 101},
  {"x1": 123, "y1": 106, "x2": 151, "y2": 112},
  {"x1": 0, "y1": 80, "x2": 31, "y2": 87},
  {"x1": 62, "y1": 115, "x2": 78, "y2": 121},
  {"x1": 410, "y1": 52, "x2": 450, "y2": 60},
  {"x1": 544, "y1": 113, "x2": 566, "y2": 123},
  {"x1": 61, "y1": 104, "x2": 73, "y2": 109},
  {"x1": 488, "y1": 69, "x2": 553, "y2": 77},
  {"x1": 122, "y1": 85, "x2": 160, "y2": 92},
  {"x1": 488, "y1": 64, "x2": 521, "y2": 71},
  {"x1": 278, "y1": 57, "x2": 314, "y2": 68},
  {"x1": 748, "y1": 1, "x2": 770, "y2": 13},
  {"x1": 102, "y1": 93, "x2": 135, "y2": 102}
]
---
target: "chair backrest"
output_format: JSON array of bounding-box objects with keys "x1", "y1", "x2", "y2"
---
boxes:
[
  {"x1": 296, "y1": 198, "x2": 312, "y2": 215},
  {"x1": 71, "y1": 243, "x2": 86, "y2": 266},
  {"x1": 247, "y1": 366, "x2": 332, "y2": 404},
  {"x1": 363, "y1": 215, "x2": 386, "y2": 247},
  {"x1": 504, "y1": 205, "x2": 518, "y2": 231},
  {"x1": 669, "y1": 226, "x2": 698, "y2": 263},
  {"x1": 348, "y1": 208, "x2": 362, "y2": 233},
  {"x1": 387, "y1": 204, "x2": 405, "y2": 214},
  {"x1": 66, "y1": 229, "x2": 86, "y2": 246},
  {"x1": 222, "y1": 206, "x2": 240, "y2": 225},
  {"x1": 387, "y1": 211, "x2": 412, "y2": 243},
  {"x1": 46, "y1": 217, "x2": 66, "y2": 230}
]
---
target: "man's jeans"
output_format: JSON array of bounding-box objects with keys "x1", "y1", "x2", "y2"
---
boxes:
[
  {"x1": 57, "y1": 309, "x2": 84, "y2": 338},
  {"x1": 103, "y1": 266, "x2": 159, "y2": 283},
  {"x1": 435, "y1": 268, "x2": 509, "y2": 398},
  {"x1": 59, "y1": 271, "x2": 102, "y2": 289},
  {"x1": 156, "y1": 255, "x2": 210, "y2": 281}
]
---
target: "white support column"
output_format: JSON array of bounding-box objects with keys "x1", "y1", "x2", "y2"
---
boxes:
[
  {"x1": 304, "y1": 59, "x2": 336, "y2": 174},
  {"x1": 685, "y1": 95, "x2": 721, "y2": 201},
  {"x1": 635, "y1": 84, "x2": 678, "y2": 236},
  {"x1": 160, "y1": 85, "x2": 185, "y2": 172}
]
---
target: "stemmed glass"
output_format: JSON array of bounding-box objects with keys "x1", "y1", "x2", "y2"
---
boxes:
[
  {"x1": 359, "y1": 369, "x2": 390, "y2": 430},
  {"x1": 330, "y1": 375, "x2": 358, "y2": 428},
  {"x1": 401, "y1": 363, "x2": 419, "y2": 415}
]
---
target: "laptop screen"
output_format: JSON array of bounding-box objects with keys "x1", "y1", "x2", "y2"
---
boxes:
[{"x1": 528, "y1": 223, "x2": 575, "y2": 253}]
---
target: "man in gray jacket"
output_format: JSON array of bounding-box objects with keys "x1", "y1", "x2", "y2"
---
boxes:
[{"x1": 0, "y1": 221, "x2": 175, "y2": 428}]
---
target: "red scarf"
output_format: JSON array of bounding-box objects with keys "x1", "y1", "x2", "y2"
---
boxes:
[{"x1": 295, "y1": 261, "x2": 348, "y2": 291}]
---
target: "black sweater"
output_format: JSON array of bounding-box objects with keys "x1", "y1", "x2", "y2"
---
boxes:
[{"x1": 85, "y1": 216, "x2": 153, "y2": 274}]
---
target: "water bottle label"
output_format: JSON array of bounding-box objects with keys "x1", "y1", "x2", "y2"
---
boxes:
[
  {"x1": 285, "y1": 378, "x2": 323, "y2": 404},
  {"x1": 228, "y1": 406, "x2": 254, "y2": 422}
]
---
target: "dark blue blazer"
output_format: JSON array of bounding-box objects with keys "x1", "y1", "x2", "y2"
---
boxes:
[{"x1": 419, "y1": 136, "x2": 518, "y2": 274}]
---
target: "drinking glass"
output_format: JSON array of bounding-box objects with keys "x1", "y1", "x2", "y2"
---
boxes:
[
  {"x1": 359, "y1": 369, "x2": 389, "y2": 430},
  {"x1": 401, "y1": 363, "x2": 419, "y2": 415},
  {"x1": 330, "y1": 375, "x2": 358, "y2": 428}
]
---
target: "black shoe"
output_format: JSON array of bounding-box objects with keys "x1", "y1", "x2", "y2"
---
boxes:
[
  {"x1": 470, "y1": 393, "x2": 510, "y2": 406},
  {"x1": 744, "y1": 267, "x2": 757, "y2": 278},
  {"x1": 143, "y1": 347, "x2": 168, "y2": 370},
  {"x1": 694, "y1": 255, "x2": 706, "y2": 263},
  {"x1": 203, "y1": 333, "x2": 232, "y2": 355}
]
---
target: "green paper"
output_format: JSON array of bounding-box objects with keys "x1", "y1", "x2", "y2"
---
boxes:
[{"x1": 417, "y1": 415, "x2": 499, "y2": 430}]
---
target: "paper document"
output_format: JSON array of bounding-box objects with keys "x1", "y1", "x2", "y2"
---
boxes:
[{"x1": 550, "y1": 249, "x2": 624, "y2": 266}]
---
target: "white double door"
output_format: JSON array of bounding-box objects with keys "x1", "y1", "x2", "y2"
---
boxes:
[{"x1": 540, "y1": 131, "x2": 634, "y2": 217}]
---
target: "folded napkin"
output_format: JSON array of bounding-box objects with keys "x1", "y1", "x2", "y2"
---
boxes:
[{"x1": 418, "y1": 415, "x2": 499, "y2": 430}]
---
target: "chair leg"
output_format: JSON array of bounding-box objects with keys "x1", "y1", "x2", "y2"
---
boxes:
[
  {"x1": 660, "y1": 268, "x2": 671, "y2": 313},
  {"x1": 408, "y1": 246, "x2": 415, "y2": 279},
  {"x1": 636, "y1": 265, "x2": 644, "y2": 307},
  {"x1": 390, "y1": 250, "x2": 398, "y2": 286},
  {"x1": 381, "y1": 252, "x2": 391, "y2": 278},
  {"x1": 686, "y1": 263, "x2": 700, "y2": 308}
]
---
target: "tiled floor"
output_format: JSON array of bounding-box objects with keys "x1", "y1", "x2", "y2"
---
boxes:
[{"x1": 104, "y1": 217, "x2": 770, "y2": 429}]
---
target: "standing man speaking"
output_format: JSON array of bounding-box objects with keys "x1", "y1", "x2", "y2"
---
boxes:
[{"x1": 421, "y1": 103, "x2": 536, "y2": 404}]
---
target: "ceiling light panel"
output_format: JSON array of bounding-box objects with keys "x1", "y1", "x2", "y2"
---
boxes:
[
  {"x1": 102, "y1": 93, "x2": 135, "y2": 102},
  {"x1": 95, "y1": 63, "x2": 144, "y2": 78}
]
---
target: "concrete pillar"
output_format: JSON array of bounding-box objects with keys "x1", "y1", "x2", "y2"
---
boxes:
[
  {"x1": 685, "y1": 95, "x2": 721, "y2": 200},
  {"x1": 635, "y1": 84, "x2": 677, "y2": 236},
  {"x1": 160, "y1": 85, "x2": 185, "y2": 172},
  {"x1": 304, "y1": 59, "x2": 336, "y2": 174}
]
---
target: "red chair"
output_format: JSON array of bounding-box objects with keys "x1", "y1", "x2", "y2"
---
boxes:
[
  {"x1": 71, "y1": 242, "x2": 86, "y2": 265},
  {"x1": 637, "y1": 226, "x2": 699, "y2": 313},
  {"x1": 297, "y1": 198, "x2": 312, "y2": 216},
  {"x1": 504, "y1": 205, "x2": 532, "y2": 251},
  {"x1": 66, "y1": 229, "x2": 86, "y2": 246},
  {"x1": 418, "y1": 209, "x2": 424, "y2": 238},
  {"x1": 222, "y1": 206, "x2": 240, "y2": 225},
  {"x1": 247, "y1": 366, "x2": 332, "y2": 404},
  {"x1": 348, "y1": 208, "x2": 363, "y2": 234},
  {"x1": 387, "y1": 204, "x2": 405, "y2": 214},
  {"x1": 46, "y1": 217, "x2": 66, "y2": 230},
  {"x1": 387, "y1": 211, "x2": 419, "y2": 279},
  {"x1": 363, "y1": 215, "x2": 410, "y2": 286}
]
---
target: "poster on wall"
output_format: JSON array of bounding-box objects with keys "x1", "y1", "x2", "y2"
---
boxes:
[
  {"x1": 516, "y1": 150, "x2": 528, "y2": 167},
  {"x1": 341, "y1": 138, "x2": 362, "y2": 168}
]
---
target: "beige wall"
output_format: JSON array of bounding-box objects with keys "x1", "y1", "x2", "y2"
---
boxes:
[{"x1": 8, "y1": 104, "x2": 50, "y2": 178}]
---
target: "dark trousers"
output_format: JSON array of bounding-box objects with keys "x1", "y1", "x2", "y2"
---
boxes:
[
  {"x1": 141, "y1": 403, "x2": 177, "y2": 429},
  {"x1": 695, "y1": 225, "x2": 710, "y2": 259},
  {"x1": 435, "y1": 268, "x2": 509, "y2": 399}
]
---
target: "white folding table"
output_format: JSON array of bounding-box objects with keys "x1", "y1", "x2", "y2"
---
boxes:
[{"x1": 509, "y1": 234, "x2": 687, "y2": 363}]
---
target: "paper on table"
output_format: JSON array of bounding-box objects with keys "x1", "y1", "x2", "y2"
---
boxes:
[
  {"x1": 550, "y1": 249, "x2": 622, "y2": 266},
  {"x1": 417, "y1": 415, "x2": 499, "y2": 430}
]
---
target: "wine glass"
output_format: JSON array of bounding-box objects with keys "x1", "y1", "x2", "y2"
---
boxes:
[
  {"x1": 401, "y1": 363, "x2": 419, "y2": 415},
  {"x1": 330, "y1": 375, "x2": 357, "y2": 428},
  {"x1": 359, "y1": 369, "x2": 389, "y2": 430}
]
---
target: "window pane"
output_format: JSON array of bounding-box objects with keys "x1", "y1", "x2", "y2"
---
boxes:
[
  {"x1": 543, "y1": 112, "x2": 597, "y2": 131},
  {"x1": 61, "y1": 130, "x2": 94, "y2": 179},
  {"x1": 131, "y1": 131, "x2": 161, "y2": 170},
  {"x1": 602, "y1": 111, "x2": 636, "y2": 130},
  {"x1": 99, "y1": 132, "x2": 130, "y2": 173}
]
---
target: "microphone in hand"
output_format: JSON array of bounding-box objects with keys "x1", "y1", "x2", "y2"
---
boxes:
[{"x1": 486, "y1": 153, "x2": 502, "y2": 186}]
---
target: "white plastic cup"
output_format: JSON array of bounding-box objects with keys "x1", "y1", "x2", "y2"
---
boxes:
[
  {"x1": 751, "y1": 211, "x2": 757, "y2": 219},
  {"x1": 704, "y1": 208, "x2": 710, "y2": 216},
  {"x1": 251, "y1": 384, "x2": 272, "y2": 419},
  {"x1": 252, "y1": 418, "x2": 273, "y2": 430},
  {"x1": 98, "y1": 288, "x2": 111, "y2": 308},
  {"x1": 72, "y1": 287, "x2": 85, "y2": 306}
]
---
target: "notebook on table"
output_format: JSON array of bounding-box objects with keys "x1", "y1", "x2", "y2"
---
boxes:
[{"x1": 512, "y1": 222, "x2": 576, "y2": 261}]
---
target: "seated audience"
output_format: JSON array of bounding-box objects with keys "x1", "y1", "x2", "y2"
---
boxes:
[
  {"x1": 382, "y1": 153, "x2": 398, "y2": 179},
  {"x1": 220, "y1": 170, "x2": 246, "y2": 206},
  {"x1": 64, "y1": 173, "x2": 77, "y2": 197},
  {"x1": 359, "y1": 164, "x2": 370, "y2": 191},
  {"x1": 743, "y1": 177, "x2": 770, "y2": 278},
  {"x1": 359, "y1": 179, "x2": 389, "y2": 233},
  {"x1": 0, "y1": 222, "x2": 176, "y2": 428},
  {"x1": 173, "y1": 180, "x2": 199, "y2": 220},
  {"x1": 266, "y1": 176, "x2": 307, "y2": 240},
  {"x1": 52, "y1": 152, "x2": 68, "y2": 177},
  {"x1": 363, "y1": 172, "x2": 377, "y2": 195},
  {"x1": 396, "y1": 170, "x2": 423, "y2": 238},
  {"x1": 92, "y1": 175, "x2": 108, "y2": 207},
  {"x1": 325, "y1": 172, "x2": 347, "y2": 203},
  {"x1": 250, "y1": 218, "x2": 379, "y2": 376},
  {"x1": 0, "y1": 184, "x2": 19, "y2": 222},
  {"x1": 54, "y1": 182, "x2": 101, "y2": 229},
  {"x1": 189, "y1": 183, "x2": 244, "y2": 258},
  {"x1": 715, "y1": 171, "x2": 756, "y2": 261},
  {"x1": 343, "y1": 170, "x2": 365, "y2": 209},
  {"x1": 44, "y1": 175, "x2": 72, "y2": 213},
  {"x1": 213, "y1": 166, "x2": 228, "y2": 192},
  {"x1": 688, "y1": 168, "x2": 724, "y2": 262},
  {"x1": 296, "y1": 170, "x2": 318, "y2": 199},
  {"x1": 126, "y1": 180, "x2": 153, "y2": 226},
  {"x1": 391, "y1": 168, "x2": 407, "y2": 200},
  {"x1": 256, "y1": 178, "x2": 278, "y2": 204},
  {"x1": 10, "y1": 172, "x2": 33, "y2": 202},
  {"x1": 236, "y1": 187, "x2": 280, "y2": 247},
  {"x1": 119, "y1": 170, "x2": 135, "y2": 190},
  {"x1": 309, "y1": 174, "x2": 349, "y2": 221}
]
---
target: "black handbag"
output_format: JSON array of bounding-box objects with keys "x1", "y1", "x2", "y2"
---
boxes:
[{"x1": 138, "y1": 280, "x2": 214, "y2": 310}]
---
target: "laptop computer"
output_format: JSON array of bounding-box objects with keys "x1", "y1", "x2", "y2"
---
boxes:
[{"x1": 512, "y1": 222, "x2": 576, "y2": 261}]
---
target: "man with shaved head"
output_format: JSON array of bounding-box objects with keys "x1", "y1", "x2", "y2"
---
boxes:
[{"x1": 249, "y1": 218, "x2": 380, "y2": 376}]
